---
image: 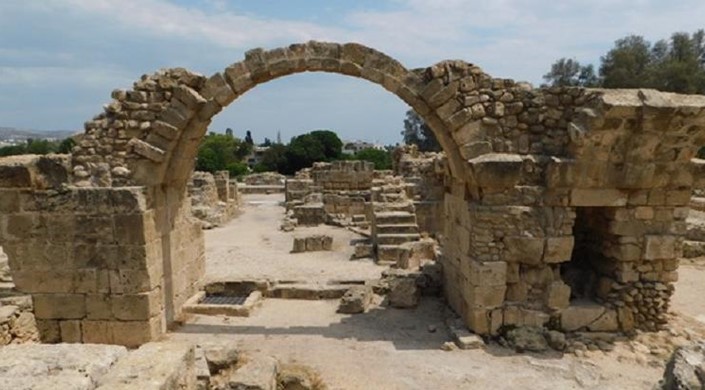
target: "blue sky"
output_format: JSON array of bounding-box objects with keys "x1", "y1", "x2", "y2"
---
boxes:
[{"x1": 1, "y1": 1, "x2": 703, "y2": 144}]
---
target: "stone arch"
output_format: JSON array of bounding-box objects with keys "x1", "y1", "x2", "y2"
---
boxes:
[
  {"x1": 5, "y1": 41, "x2": 705, "y2": 347},
  {"x1": 72, "y1": 41, "x2": 486, "y2": 190}
]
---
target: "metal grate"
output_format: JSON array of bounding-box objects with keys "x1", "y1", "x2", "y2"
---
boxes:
[{"x1": 201, "y1": 295, "x2": 248, "y2": 305}]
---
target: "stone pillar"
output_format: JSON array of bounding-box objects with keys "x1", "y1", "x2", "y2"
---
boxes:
[{"x1": 214, "y1": 171, "x2": 230, "y2": 202}]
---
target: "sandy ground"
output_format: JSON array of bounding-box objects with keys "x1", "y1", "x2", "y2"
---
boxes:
[
  {"x1": 204, "y1": 193, "x2": 385, "y2": 284},
  {"x1": 167, "y1": 193, "x2": 705, "y2": 389}
]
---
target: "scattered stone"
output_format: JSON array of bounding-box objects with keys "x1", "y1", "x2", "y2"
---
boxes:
[
  {"x1": 337, "y1": 286, "x2": 373, "y2": 314},
  {"x1": 441, "y1": 341, "x2": 458, "y2": 351},
  {"x1": 277, "y1": 364, "x2": 323, "y2": 390},
  {"x1": 505, "y1": 326, "x2": 548, "y2": 353},
  {"x1": 428, "y1": 325, "x2": 437, "y2": 333},
  {"x1": 215, "y1": 355, "x2": 278, "y2": 390},
  {"x1": 660, "y1": 342, "x2": 705, "y2": 390},
  {"x1": 386, "y1": 273, "x2": 420, "y2": 309},
  {"x1": 545, "y1": 330, "x2": 567, "y2": 351},
  {"x1": 203, "y1": 343, "x2": 240, "y2": 374}
]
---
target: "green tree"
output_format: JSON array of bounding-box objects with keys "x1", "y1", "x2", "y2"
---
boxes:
[
  {"x1": 543, "y1": 58, "x2": 599, "y2": 87},
  {"x1": 285, "y1": 133, "x2": 327, "y2": 174},
  {"x1": 351, "y1": 148, "x2": 392, "y2": 170},
  {"x1": 649, "y1": 32, "x2": 705, "y2": 94},
  {"x1": 255, "y1": 144, "x2": 288, "y2": 173},
  {"x1": 600, "y1": 35, "x2": 653, "y2": 88},
  {"x1": 195, "y1": 132, "x2": 251, "y2": 176},
  {"x1": 58, "y1": 137, "x2": 76, "y2": 154},
  {"x1": 308, "y1": 130, "x2": 343, "y2": 160},
  {"x1": 402, "y1": 110, "x2": 440, "y2": 152}
]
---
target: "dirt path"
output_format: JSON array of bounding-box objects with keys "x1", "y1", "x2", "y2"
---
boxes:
[
  {"x1": 171, "y1": 298, "x2": 663, "y2": 389},
  {"x1": 205, "y1": 194, "x2": 385, "y2": 284},
  {"x1": 169, "y1": 194, "x2": 705, "y2": 389}
]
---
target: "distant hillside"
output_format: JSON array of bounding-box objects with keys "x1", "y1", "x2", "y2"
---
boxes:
[{"x1": 0, "y1": 127, "x2": 78, "y2": 141}]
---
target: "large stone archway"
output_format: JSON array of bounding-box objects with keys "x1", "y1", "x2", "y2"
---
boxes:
[{"x1": 2, "y1": 41, "x2": 705, "y2": 346}]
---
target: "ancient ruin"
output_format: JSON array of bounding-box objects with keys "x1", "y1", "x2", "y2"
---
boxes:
[{"x1": 1, "y1": 41, "x2": 705, "y2": 351}]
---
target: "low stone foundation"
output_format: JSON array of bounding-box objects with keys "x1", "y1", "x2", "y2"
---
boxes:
[{"x1": 291, "y1": 235, "x2": 333, "y2": 253}]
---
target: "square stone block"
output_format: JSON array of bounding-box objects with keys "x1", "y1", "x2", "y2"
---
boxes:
[
  {"x1": 543, "y1": 236, "x2": 574, "y2": 263},
  {"x1": 644, "y1": 235, "x2": 677, "y2": 260},
  {"x1": 570, "y1": 189, "x2": 627, "y2": 207},
  {"x1": 34, "y1": 294, "x2": 86, "y2": 320},
  {"x1": 503, "y1": 236, "x2": 544, "y2": 265},
  {"x1": 466, "y1": 285, "x2": 506, "y2": 308},
  {"x1": 464, "y1": 260, "x2": 507, "y2": 286}
]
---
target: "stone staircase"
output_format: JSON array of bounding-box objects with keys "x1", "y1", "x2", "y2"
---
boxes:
[{"x1": 370, "y1": 179, "x2": 421, "y2": 264}]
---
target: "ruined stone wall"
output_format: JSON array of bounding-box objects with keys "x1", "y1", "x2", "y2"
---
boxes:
[
  {"x1": 440, "y1": 87, "x2": 705, "y2": 336},
  {"x1": 2, "y1": 41, "x2": 705, "y2": 347},
  {"x1": 393, "y1": 146, "x2": 447, "y2": 236},
  {"x1": 0, "y1": 155, "x2": 204, "y2": 346},
  {"x1": 243, "y1": 172, "x2": 285, "y2": 186},
  {"x1": 188, "y1": 171, "x2": 239, "y2": 228}
]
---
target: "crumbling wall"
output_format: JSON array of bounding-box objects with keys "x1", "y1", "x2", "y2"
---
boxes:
[
  {"x1": 2, "y1": 41, "x2": 703, "y2": 347},
  {"x1": 188, "y1": 171, "x2": 239, "y2": 228},
  {"x1": 0, "y1": 154, "x2": 204, "y2": 346},
  {"x1": 393, "y1": 145, "x2": 447, "y2": 236}
]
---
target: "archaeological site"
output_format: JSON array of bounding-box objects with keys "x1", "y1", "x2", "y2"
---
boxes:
[{"x1": 2, "y1": 41, "x2": 705, "y2": 389}]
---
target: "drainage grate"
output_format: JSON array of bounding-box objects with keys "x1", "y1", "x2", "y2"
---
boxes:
[{"x1": 201, "y1": 295, "x2": 248, "y2": 305}]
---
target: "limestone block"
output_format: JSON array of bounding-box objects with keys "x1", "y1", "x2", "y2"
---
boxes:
[
  {"x1": 464, "y1": 260, "x2": 507, "y2": 287},
  {"x1": 217, "y1": 355, "x2": 278, "y2": 390},
  {"x1": 464, "y1": 309, "x2": 490, "y2": 335},
  {"x1": 337, "y1": 285, "x2": 373, "y2": 314},
  {"x1": 644, "y1": 235, "x2": 677, "y2": 260},
  {"x1": 0, "y1": 344, "x2": 127, "y2": 389},
  {"x1": 33, "y1": 294, "x2": 86, "y2": 320},
  {"x1": 388, "y1": 276, "x2": 420, "y2": 309},
  {"x1": 587, "y1": 309, "x2": 619, "y2": 332},
  {"x1": 59, "y1": 320, "x2": 82, "y2": 343},
  {"x1": 505, "y1": 282, "x2": 528, "y2": 302},
  {"x1": 570, "y1": 189, "x2": 627, "y2": 207},
  {"x1": 560, "y1": 301, "x2": 606, "y2": 332},
  {"x1": 520, "y1": 309, "x2": 551, "y2": 327},
  {"x1": 467, "y1": 285, "x2": 506, "y2": 308},
  {"x1": 503, "y1": 236, "x2": 544, "y2": 265},
  {"x1": 545, "y1": 281, "x2": 571, "y2": 310},
  {"x1": 617, "y1": 306, "x2": 635, "y2": 331},
  {"x1": 468, "y1": 153, "x2": 523, "y2": 190},
  {"x1": 111, "y1": 289, "x2": 162, "y2": 321},
  {"x1": 82, "y1": 316, "x2": 162, "y2": 348},
  {"x1": 97, "y1": 342, "x2": 196, "y2": 390},
  {"x1": 543, "y1": 236, "x2": 574, "y2": 263}
]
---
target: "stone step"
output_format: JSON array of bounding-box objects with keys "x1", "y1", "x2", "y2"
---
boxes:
[
  {"x1": 266, "y1": 283, "x2": 349, "y2": 300},
  {"x1": 376, "y1": 233, "x2": 420, "y2": 246},
  {"x1": 372, "y1": 202, "x2": 415, "y2": 213},
  {"x1": 376, "y1": 245, "x2": 408, "y2": 264},
  {"x1": 376, "y1": 224, "x2": 419, "y2": 235},
  {"x1": 373, "y1": 211, "x2": 416, "y2": 225}
]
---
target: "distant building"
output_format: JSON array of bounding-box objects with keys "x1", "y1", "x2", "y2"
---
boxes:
[{"x1": 342, "y1": 140, "x2": 385, "y2": 155}]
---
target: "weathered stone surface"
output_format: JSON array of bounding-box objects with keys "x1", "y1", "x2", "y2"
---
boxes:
[
  {"x1": 276, "y1": 364, "x2": 321, "y2": 390},
  {"x1": 0, "y1": 344, "x2": 127, "y2": 389},
  {"x1": 560, "y1": 301, "x2": 606, "y2": 332},
  {"x1": 97, "y1": 342, "x2": 195, "y2": 390},
  {"x1": 505, "y1": 326, "x2": 549, "y2": 353},
  {"x1": 202, "y1": 342, "x2": 240, "y2": 373},
  {"x1": 337, "y1": 285, "x2": 373, "y2": 314},
  {"x1": 660, "y1": 342, "x2": 705, "y2": 390},
  {"x1": 291, "y1": 235, "x2": 333, "y2": 253},
  {"x1": 387, "y1": 274, "x2": 420, "y2": 309},
  {"x1": 644, "y1": 235, "x2": 677, "y2": 260},
  {"x1": 215, "y1": 355, "x2": 278, "y2": 390},
  {"x1": 545, "y1": 281, "x2": 571, "y2": 310}
]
